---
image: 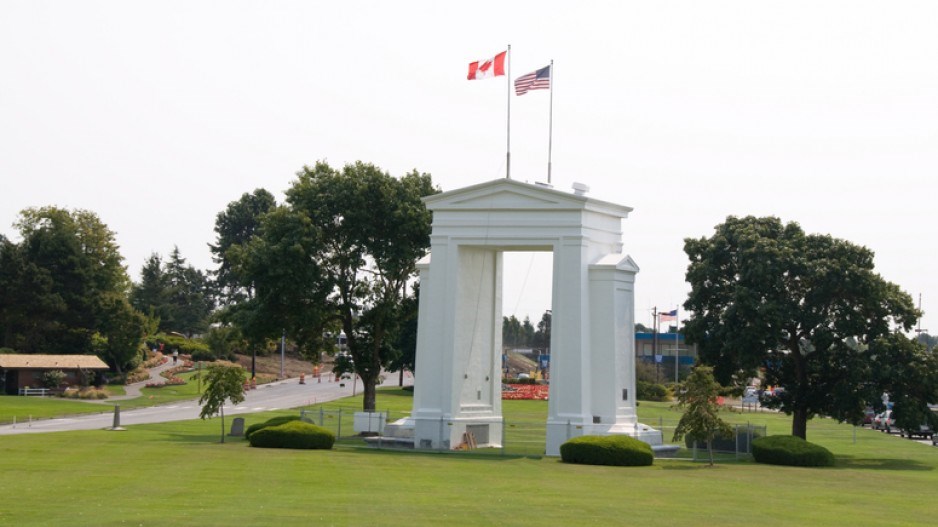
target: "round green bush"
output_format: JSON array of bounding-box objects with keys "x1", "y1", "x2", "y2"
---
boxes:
[
  {"x1": 248, "y1": 420, "x2": 335, "y2": 450},
  {"x1": 560, "y1": 435, "x2": 654, "y2": 466},
  {"x1": 244, "y1": 415, "x2": 302, "y2": 440},
  {"x1": 636, "y1": 381, "x2": 670, "y2": 402},
  {"x1": 751, "y1": 435, "x2": 834, "y2": 467},
  {"x1": 189, "y1": 349, "x2": 217, "y2": 362}
]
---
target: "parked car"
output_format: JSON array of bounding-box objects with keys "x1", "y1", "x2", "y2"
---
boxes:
[
  {"x1": 872, "y1": 411, "x2": 896, "y2": 432},
  {"x1": 862, "y1": 407, "x2": 875, "y2": 426},
  {"x1": 900, "y1": 424, "x2": 934, "y2": 439}
]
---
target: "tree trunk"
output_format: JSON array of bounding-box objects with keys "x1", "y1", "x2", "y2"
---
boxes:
[
  {"x1": 789, "y1": 338, "x2": 808, "y2": 440},
  {"x1": 220, "y1": 405, "x2": 226, "y2": 444},
  {"x1": 362, "y1": 373, "x2": 377, "y2": 411},
  {"x1": 791, "y1": 406, "x2": 808, "y2": 440}
]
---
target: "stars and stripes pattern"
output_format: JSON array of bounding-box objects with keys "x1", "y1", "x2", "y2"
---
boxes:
[{"x1": 514, "y1": 65, "x2": 551, "y2": 95}]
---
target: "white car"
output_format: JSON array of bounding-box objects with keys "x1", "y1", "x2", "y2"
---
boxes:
[{"x1": 872, "y1": 411, "x2": 896, "y2": 432}]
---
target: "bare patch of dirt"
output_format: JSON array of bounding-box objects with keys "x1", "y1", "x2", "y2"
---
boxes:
[{"x1": 233, "y1": 353, "x2": 332, "y2": 380}]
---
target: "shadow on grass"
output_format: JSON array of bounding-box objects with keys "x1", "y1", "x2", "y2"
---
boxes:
[
  {"x1": 158, "y1": 432, "x2": 248, "y2": 444},
  {"x1": 833, "y1": 455, "x2": 934, "y2": 472},
  {"x1": 658, "y1": 462, "x2": 726, "y2": 470},
  {"x1": 332, "y1": 443, "x2": 532, "y2": 462}
]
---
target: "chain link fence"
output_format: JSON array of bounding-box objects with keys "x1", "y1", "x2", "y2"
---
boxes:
[{"x1": 293, "y1": 406, "x2": 778, "y2": 460}]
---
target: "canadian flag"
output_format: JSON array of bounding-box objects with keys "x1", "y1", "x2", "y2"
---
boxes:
[{"x1": 467, "y1": 50, "x2": 507, "y2": 80}]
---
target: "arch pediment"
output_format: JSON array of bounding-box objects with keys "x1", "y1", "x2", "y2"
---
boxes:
[{"x1": 424, "y1": 179, "x2": 632, "y2": 218}]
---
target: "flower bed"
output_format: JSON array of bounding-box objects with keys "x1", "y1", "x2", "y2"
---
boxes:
[
  {"x1": 145, "y1": 377, "x2": 185, "y2": 388},
  {"x1": 502, "y1": 384, "x2": 549, "y2": 400}
]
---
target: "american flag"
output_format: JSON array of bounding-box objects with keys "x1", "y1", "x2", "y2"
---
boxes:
[
  {"x1": 514, "y1": 65, "x2": 551, "y2": 95},
  {"x1": 659, "y1": 309, "x2": 677, "y2": 322}
]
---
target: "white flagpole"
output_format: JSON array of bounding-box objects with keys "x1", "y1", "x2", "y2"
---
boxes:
[
  {"x1": 547, "y1": 59, "x2": 554, "y2": 184},
  {"x1": 506, "y1": 44, "x2": 511, "y2": 179}
]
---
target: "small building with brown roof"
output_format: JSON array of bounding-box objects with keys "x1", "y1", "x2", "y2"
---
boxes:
[{"x1": 0, "y1": 354, "x2": 110, "y2": 394}]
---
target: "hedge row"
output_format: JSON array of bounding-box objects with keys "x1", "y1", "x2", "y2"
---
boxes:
[
  {"x1": 560, "y1": 435, "x2": 654, "y2": 467},
  {"x1": 751, "y1": 435, "x2": 835, "y2": 467},
  {"x1": 144, "y1": 334, "x2": 210, "y2": 355}
]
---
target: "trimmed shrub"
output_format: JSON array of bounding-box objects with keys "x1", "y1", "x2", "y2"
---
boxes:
[
  {"x1": 245, "y1": 415, "x2": 303, "y2": 440},
  {"x1": 249, "y1": 420, "x2": 335, "y2": 450},
  {"x1": 61, "y1": 387, "x2": 108, "y2": 400},
  {"x1": 560, "y1": 435, "x2": 654, "y2": 467},
  {"x1": 637, "y1": 381, "x2": 670, "y2": 402},
  {"x1": 752, "y1": 435, "x2": 835, "y2": 467},
  {"x1": 190, "y1": 349, "x2": 217, "y2": 362}
]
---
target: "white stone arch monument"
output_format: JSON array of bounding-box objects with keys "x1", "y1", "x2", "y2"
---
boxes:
[{"x1": 410, "y1": 178, "x2": 661, "y2": 456}]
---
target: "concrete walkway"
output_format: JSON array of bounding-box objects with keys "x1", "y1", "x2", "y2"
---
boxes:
[{"x1": 112, "y1": 356, "x2": 180, "y2": 400}]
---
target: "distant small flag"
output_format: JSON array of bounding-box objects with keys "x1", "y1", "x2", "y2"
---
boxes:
[
  {"x1": 659, "y1": 309, "x2": 677, "y2": 323},
  {"x1": 468, "y1": 51, "x2": 507, "y2": 80},
  {"x1": 514, "y1": 65, "x2": 551, "y2": 95}
]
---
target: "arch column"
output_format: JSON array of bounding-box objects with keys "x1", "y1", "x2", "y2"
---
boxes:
[{"x1": 409, "y1": 179, "x2": 660, "y2": 455}]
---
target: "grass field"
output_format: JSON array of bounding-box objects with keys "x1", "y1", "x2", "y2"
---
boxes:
[
  {"x1": 0, "y1": 372, "x2": 204, "y2": 423},
  {"x1": 1, "y1": 389, "x2": 936, "y2": 526}
]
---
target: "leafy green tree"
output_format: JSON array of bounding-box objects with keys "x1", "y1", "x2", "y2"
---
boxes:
[
  {"x1": 0, "y1": 207, "x2": 136, "y2": 355},
  {"x1": 221, "y1": 206, "x2": 327, "y2": 358},
  {"x1": 202, "y1": 325, "x2": 245, "y2": 361},
  {"x1": 870, "y1": 332, "x2": 938, "y2": 432},
  {"x1": 230, "y1": 161, "x2": 436, "y2": 411},
  {"x1": 96, "y1": 295, "x2": 146, "y2": 373},
  {"x1": 388, "y1": 284, "x2": 419, "y2": 382},
  {"x1": 915, "y1": 332, "x2": 937, "y2": 353},
  {"x1": 683, "y1": 216, "x2": 919, "y2": 439},
  {"x1": 198, "y1": 363, "x2": 246, "y2": 443},
  {"x1": 672, "y1": 365, "x2": 733, "y2": 466},
  {"x1": 210, "y1": 189, "x2": 277, "y2": 305}
]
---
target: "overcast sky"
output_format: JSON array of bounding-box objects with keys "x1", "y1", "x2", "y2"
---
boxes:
[{"x1": 2, "y1": 1, "x2": 935, "y2": 333}]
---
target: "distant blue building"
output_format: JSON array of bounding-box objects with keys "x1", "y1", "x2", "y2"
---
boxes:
[{"x1": 635, "y1": 332, "x2": 696, "y2": 367}]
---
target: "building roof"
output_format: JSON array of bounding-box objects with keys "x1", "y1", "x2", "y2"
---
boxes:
[{"x1": 0, "y1": 354, "x2": 110, "y2": 370}]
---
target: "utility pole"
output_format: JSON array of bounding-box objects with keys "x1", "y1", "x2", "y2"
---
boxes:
[
  {"x1": 280, "y1": 329, "x2": 286, "y2": 379},
  {"x1": 915, "y1": 294, "x2": 929, "y2": 349}
]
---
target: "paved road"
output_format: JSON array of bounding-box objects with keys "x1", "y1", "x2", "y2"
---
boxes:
[{"x1": 0, "y1": 373, "x2": 411, "y2": 435}]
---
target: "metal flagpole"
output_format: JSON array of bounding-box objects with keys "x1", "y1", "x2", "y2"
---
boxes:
[
  {"x1": 506, "y1": 44, "x2": 511, "y2": 179},
  {"x1": 674, "y1": 305, "x2": 680, "y2": 384},
  {"x1": 547, "y1": 59, "x2": 554, "y2": 184}
]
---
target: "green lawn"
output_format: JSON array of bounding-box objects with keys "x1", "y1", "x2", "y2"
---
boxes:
[
  {"x1": 1, "y1": 390, "x2": 934, "y2": 526},
  {"x1": 0, "y1": 371, "x2": 204, "y2": 423}
]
